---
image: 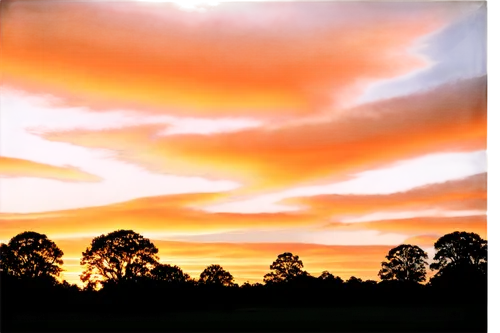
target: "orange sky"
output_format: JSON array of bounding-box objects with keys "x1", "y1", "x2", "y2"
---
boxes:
[
  {"x1": 0, "y1": 0, "x2": 487, "y2": 286},
  {"x1": 56, "y1": 238, "x2": 394, "y2": 284},
  {"x1": 2, "y1": 2, "x2": 456, "y2": 118}
]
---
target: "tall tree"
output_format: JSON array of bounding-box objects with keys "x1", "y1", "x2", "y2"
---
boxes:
[
  {"x1": 430, "y1": 231, "x2": 487, "y2": 275},
  {"x1": 198, "y1": 264, "x2": 234, "y2": 287},
  {"x1": 378, "y1": 244, "x2": 428, "y2": 283},
  {"x1": 80, "y1": 230, "x2": 159, "y2": 288},
  {"x1": 0, "y1": 231, "x2": 63, "y2": 280},
  {"x1": 264, "y1": 252, "x2": 305, "y2": 284},
  {"x1": 429, "y1": 231, "x2": 487, "y2": 289}
]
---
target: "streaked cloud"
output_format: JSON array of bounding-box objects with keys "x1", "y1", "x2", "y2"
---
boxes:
[
  {"x1": 205, "y1": 153, "x2": 486, "y2": 214},
  {"x1": 317, "y1": 151, "x2": 486, "y2": 196},
  {"x1": 35, "y1": 77, "x2": 486, "y2": 196},
  {"x1": 1, "y1": 173, "x2": 486, "y2": 245},
  {"x1": 321, "y1": 215, "x2": 486, "y2": 239},
  {"x1": 0, "y1": 193, "x2": 318, "y2": 238},
  {"x1": 283, "y1": 173, "x2": 486, "y2": 217},
  {"x1": 1, "y1": 88, "x2": 243, "y2": 213},
  {"x1": 2, "y1": 0, "x2": 442, "y2": 118},
  {"x1": 0, "y1": 156, "x2": 101, "y2": 183}
]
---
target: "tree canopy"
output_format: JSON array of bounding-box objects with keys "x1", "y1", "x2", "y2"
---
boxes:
[
  {"x1": 80, "y1": 229, "x2": 159, "y2": 288},
  {"x1": 0, "y1": 231, "x2": 63, "y2": 280},
  {"x1": 264, "y1": 252, "x2": 305, "y2": 284},
  {"x1": 150, "y1": 263, "x2": 191, "y2": 284},
  {"x1": 318, "y1": 271, "x2": 344, "y2": 285},
  {"x1": 346, "y1": 276, "x2": 363, "y2": 285},
  {"x1": 430, "y1": 231, "x2": 487, "y2": 275},
  {"x1": 378, "y1": 244, "x2": 428, "y2": 283},
  {"x1": 1, "y1": 228, "x2": 488, "y2": 296},
  {"x1": 429, "y1": 232, "x2": 487, "y2": 287},
  {"x1": 198, "y1": 264, "x2": 234, "y2": 287}
]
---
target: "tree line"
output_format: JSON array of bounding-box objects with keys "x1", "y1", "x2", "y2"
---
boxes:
[
  {"x1": 0, "y1": 229, "x2": 487, "y2": 289},
  {"x1": 0, "y1": 229, "x2": 487, "y2": 332}
]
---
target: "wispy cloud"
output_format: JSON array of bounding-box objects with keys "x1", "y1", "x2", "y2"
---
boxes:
[
  {"x1": 283, "y1": 173, "x2": 486, "y2": 217},
  {"x1": 0, "y1": 192, "x2": 317, "y2": 238},
  {"x1": 32, "y1": 77, "x2": 484, "y2": 196},
  {"x1": 2, "y1": 0, "x2": 441, "y2": 117},
  {"x1": 321, "y1": 215, "x2": 486, "y2": 238},
  {"x1": 0, "y1": 156, "x2": 101, "y2": 183},
  {"x1": 1, "y1": 173, "x2": 486, "y2": 244}
]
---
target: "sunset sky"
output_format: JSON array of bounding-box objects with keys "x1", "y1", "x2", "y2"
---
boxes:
[{"x1": 0, "y1": 0, "x2": 487, "y2": 286}]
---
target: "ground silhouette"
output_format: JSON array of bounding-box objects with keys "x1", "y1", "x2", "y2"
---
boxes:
[{"x1": 0, "y1": 230, "x2": 496, "y2": 333}]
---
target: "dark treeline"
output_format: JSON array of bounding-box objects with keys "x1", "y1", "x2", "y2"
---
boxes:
[{"x1": 0, "y1": 230, "x2": 487, "y2": 332}]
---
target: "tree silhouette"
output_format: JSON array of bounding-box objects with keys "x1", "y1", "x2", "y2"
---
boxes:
[
  {"x1": 242, "y1": 281, "x2": 263, "y2": 288},
  {"x1": 346, "y1": 276, "x2": 363, "y2": 285},
  {"x1": 198, "y1": 264, "x2": 234, "y2": 287},
  {"x1": 80, "y1": 230, "x2": 159, "y2": 289},
  {"x1": 364, "y1": 280, "x2": 378, "y2": 286},
  {"x1": 1, "y1": 244, "x2": 10, "y2": 273},
  {"x1": 0, "y1": 228, "x2": 488, "y2": 333},
  {"x1": 378, "y1": 244, "x2": 428, "y2": 283},
  {"x1": 319, "y1": 271, "x2": 344, "y2": 284},
  {"x1": 150, "y1": 263, "x2": 191, "y2": 283},
  {"x1": 264, "y1": 252, "x2": 305, "y2": 284},
  {"x1": 288, "y1": 271, "x2": 316, "y2": 287},
  {"x1": 429, "y1": 231, "x2": 487, "y2": 290},
  {"x1": 430, "y1": 231, "x2": 487, "y2": 276},
  {"x1": 0, "y1": 231, "x2": 63, "y2": 280},
  {"x1": 481, "y1": 241, "x2": 497, "y2": 276},
  {"x1": 318, "y1": 271, "x2": 333, "y2": 280}
]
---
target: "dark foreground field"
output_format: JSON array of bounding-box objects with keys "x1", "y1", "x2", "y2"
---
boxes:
[
  {"x1": 1, "y1": 274, "x2": 487, "y2": 333},
  {"x1": 3, "y1": 304, "x2": 486, "y2": 333}
]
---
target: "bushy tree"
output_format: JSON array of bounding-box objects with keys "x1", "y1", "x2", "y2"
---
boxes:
[
  {"x1": 430, "y1": 231, "x2": 487, "y2": 275},
  {"x1": 0, "y1": 231, "x2": 63, "y2": 280},
  {"x1": 150, "y1": 263, "x2": 191, "y2": 283},
  {"x1": 80, "y1": 230, "x2": 159, "y2": 289},
  {"x1": 198, "y1": 264, "x2": 234, "y2": 287},
  {"x1": 378, "y1": 244, "x2": 428, "y2": 283},
  {"x1": 429, "y1": 232, "x2": 487, "y2": 288},
  {"x1": 264, "y1": 252, "x2": 305, "y2": 284}
]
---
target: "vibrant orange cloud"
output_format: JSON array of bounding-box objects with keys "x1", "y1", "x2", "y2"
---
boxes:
[
  {"x1": 285, "y1": 173, "x2": 486, "y2": 217},
  {"x1": 0, "y1": 156, "x2": 102, "y2": 183},
  {"x1": 1, "y1": 1, "x2": 439, "y2": 117},
  {"x1": 0, "y1": 192, "x2": 318, "y2": 238},
  {"x1": 289, "y1": 174, "x2": 487, "y2": 241},
  {"x1": 38, "y1": 77, "x2": 486, "y2": 190},
  {"x1": 321, "y1": 215, "x2": 486, "y2": 240},
  {"x1": 53, "y1": 238, "x2": 393, "y2": 285}
]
